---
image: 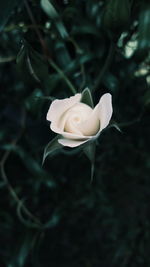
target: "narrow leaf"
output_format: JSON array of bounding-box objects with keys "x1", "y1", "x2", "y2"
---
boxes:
[
  {"x1": 16, "y1": 42, "x2": 49, "y2": 83},
  {"x1": 81, "y1": 87, "x2": 94, "y2": 108},
  {"x1": 110, "y1": 122, "x2": 122, "y2": 132},
  {"x1": 41, "y1": 0, "x2": 68, "y2": 39},
  {"x1": 0, "y1": 0, "x2": 23, "y2": 32},
  {"x1": 83, "y1": 142, "x2": 96, "y2": 182},
  {"x1": 42, "y1": 135, "x2": 62, "y2": 164},
  {"x1": 44, "y1": 211, "x2": 60, "y2": 229},
  {"x1": 8, "y1": 231, "x2": 35, "y2": 267}
]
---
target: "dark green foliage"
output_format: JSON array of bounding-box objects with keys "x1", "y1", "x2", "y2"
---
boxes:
[
  {"x1": 135, "y1": 2, "x2": 150, "y2": 61},
  {"x1": 0, "y1": 0, "x2": 150, "y2": 266},
  {"x1": 103, "y1": 0, "x2": 131, "y2": 38},
  {"x1": 81, "y1": 88, "x2": 94, "y2": 107},
  {"x1": 0, "y1": 0, "x2": 23, "y2": 32},
  {"x1": 43, "y1": 135, "x2": 62, "y2": 164}
]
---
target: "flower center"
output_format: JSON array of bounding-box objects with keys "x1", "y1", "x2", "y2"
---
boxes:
[
  {"x1": 63, "y1": 103, "x2": 100, "y2": 136},
  {"x1": 73, "y1": 116, "x2": 80, "y2": 122}
]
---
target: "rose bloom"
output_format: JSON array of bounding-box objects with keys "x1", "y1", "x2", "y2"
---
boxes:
[{"x1": 47, "y1": 92, "x2": 113, "y2": 148}]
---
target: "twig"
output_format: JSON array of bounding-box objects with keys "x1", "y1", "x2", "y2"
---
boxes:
[
  {"x1": 0, "y1": 110, "x2": 42, "y2": 227},
  {"x1": 93, "y1": 42, "x2": 115, "y2": 92},
  {"x1": 118, "y1": 109, "x2": 145, "y2": 128},
  {"x1": 49, "y1": 60, "x2": 76, "y2": 94},
  {"x1": 24, "y1": 0, "x2": 77, "y2": 94},
  {"x1": 24, "y1": 0, "x2": 49, "y2": 58},
  {"x1": 0, "y1": 56, "x2": 16, "y2": 63}
]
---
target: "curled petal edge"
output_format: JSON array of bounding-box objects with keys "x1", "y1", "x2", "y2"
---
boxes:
[
  {"x1": 58, "y1": 138, "x2": 90, "y2": 148},
  {"x1": 47, "y1": 92, "x2": 113, "y2": 148},
  {"x1": 97, "y1": 93, "x2": 113, "y2": 132},
  {"x1": 47, "y1": 93, "x2": 81, "y2": 123}
]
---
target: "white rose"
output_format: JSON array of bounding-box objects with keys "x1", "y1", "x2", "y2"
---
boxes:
[{"x1": 46, "y1": 91, "x2": 113, "y2": 148}]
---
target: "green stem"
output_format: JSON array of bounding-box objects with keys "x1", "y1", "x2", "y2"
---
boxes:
[
  {"x1": 93, "y1": 42, "x2": 115, "y2": 92},
  {"x1": 0, "y1": 110, "x2": 42, "y2": 228},
  {"x1": 24, "y1": 0, "x2": 76, "y2": 95},
  {"x1": 49, "y1": 60, "x2": 77, "y2": 94},
  {"x1": 0, "y1": 56, "x2": 16, "y2": 63}
]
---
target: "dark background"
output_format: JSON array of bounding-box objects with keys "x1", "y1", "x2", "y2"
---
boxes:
[{"x1": 0, "y1": 0, "x2": 150, "y2": 266}]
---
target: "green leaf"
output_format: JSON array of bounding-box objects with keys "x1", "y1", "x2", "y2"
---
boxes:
[
  {"x1": 0, "y1": 181, "x2": 6, "y2": 188},
  {"x1": 43, "y1": 211, "x2": 60, "y2": 229},
  {"x1": 109, "y1": 122, "x2": 122, "y2": 132},
  {"x1": 103, "y1": 0, "x2": 130, "y2": 34},
  {"x1": 83, "y1": 142, "x2": 96, "y2": 182},
  {"x1": 42, "y1": 135, "x2": 62, "y2": 164},
  {"x1": 143, "y1": 89, "x2": 150, "y2": 106},
  {"x1": 0, "y1": 0, "x2": 23, "y2": 32},
  {"x1": 54, "y1": 41, "x2": 71, "y2": 68},
  {"x1": 8, "y1": 231, "x2": 35, "y2": 267},
  {"x1": 1, "y1": 144, "x2": 48, "y2": 178},
  {"x1": 25, "y1": 88, "x2": 44, "y2": 115},
  {"x1": 41, "y1": 0, "x2": 68, "y2": 39},
  {"x1": 18, "y1": 149, "x2": 47, "y2": 177},
  {"x1": 81, "y1": 87, "x2": 94, "y2": 108},
  {"x1": 72, "y1": 22, "x2": 100, "y2": 36},
  {"x1": 135, "y1": 3, "x2": 150, "y2": 61},
  {"x1": 44, "y1": 74, "x2": 61, "y2": 94},
  {"x1": 103, "y1": 72, "x2": 119, "y2": 93},
  {"x1": 16, "y1": 41, "x2": 49, "y2": 83}
]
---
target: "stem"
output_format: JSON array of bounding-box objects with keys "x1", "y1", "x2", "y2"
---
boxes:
[
  {"x1": 111, "y1": 109, "x2": 145, "y2": 130},
  {"x1": 49, "y1": 60, "x2": 77, "y2": 94},
  {"x1": 93, "y1": 42, "x2": 115, "y2": 92},
  {"x1": 0, "y1": 110, "x2": 42, "y2": 228},
  {"x1": 24, "y1": 0, "x2": 77, "y2": 95},
  {"x1": 0, "y1": 56, "x2": 16, "y2": 63},
  {"x1": 24, "y1": 0, "x2": 49, "y2": 58}
]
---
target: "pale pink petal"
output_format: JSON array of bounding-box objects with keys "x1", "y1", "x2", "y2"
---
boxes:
[
  {"x1": 50, "y1": 122, "x2": 87, "y2": 139},
  {"x1": 58, "y1": 138, "x2": 90, "y2": 148},
  {"x1": 50, "y1": 101, "x2": 96, "y2": 139},
  {"x1": 96, "y1": 93, "x2": 113, "y2": 132},
  {"x1": 62, "y1": 131, "x2": 92, "y2": 140},
  {"x1": 46, "y1": 93, "x2": 81, "y2": 123},
  {"x1": 77, "y1": 107, "x2": 100, "y2": 136},
  {"x1": 50, "y1": 121, "x2": 82, "y2": 136},
  {"x1": 47, "y1": 92, "x2": 112, "y2": 147},
  {"x1": 63, "y1": 103, "x2": 92, "y2": 135}
]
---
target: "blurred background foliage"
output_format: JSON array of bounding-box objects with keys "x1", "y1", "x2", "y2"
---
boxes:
[{"x1": 0, "y1": 0, "x2": 150, "y2": 266}]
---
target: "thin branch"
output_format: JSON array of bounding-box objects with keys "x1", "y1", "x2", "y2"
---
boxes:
[
  {"x1": 49, "y1": 60, "x2": 76, "y2": 94},
  {"x1": 112, "y1": 109, "x2": 145, "y2": 130},
  {"x1": 80, "y1": 63, "x2": 86, "y2": 90},
  {"x1": 0, "y1": 56, "x2": 16, "y2": 63},
  {"x1": 0, "y1": 110, "x2": 42, "y2": 228},
  {"x1": 24, "y1": 0, "x2": 77, "y2": 94},
  {"x1": 24, "y1": 0, "x2": 49, "y2": 58},
  {"x1": 93, "y1": 42, "x2": 115, "y2": 92}
]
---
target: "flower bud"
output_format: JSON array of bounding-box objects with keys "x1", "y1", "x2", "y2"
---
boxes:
[{"x1": 46, "y1": 90, "x2": 113, "y2": 148}]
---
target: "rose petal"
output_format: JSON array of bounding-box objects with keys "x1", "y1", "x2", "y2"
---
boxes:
[
  {"x1": 62, "y1": 131, "x2": 92, "y2": 140},
  {"x1": 96, "y1": 93, "x2": 113, "y2": 132},
  {"x1": 47, "y1": 92, "x2": 113, "y2": 147},
  {"x1": 77, "y1": 107, "x2": 100, "y2": 136},
  {"x1": 50, "y1": 123, "x2": 89, "y2": 140},
  {"x1": 50, "y1": 101, "x2": 96, "y2": 140},
  {"x1": 51, "y1": 121, "x2": 83, "y2": 136},
  {"x1": 47, "y1": 93, "x2": 81, "y2": 123},
  {"x1": 63, "y1": 103, "x2": 93, "y2": 135},
  {"x1": 58, "y1": 138, "x2": 89, "y2": 148}
]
